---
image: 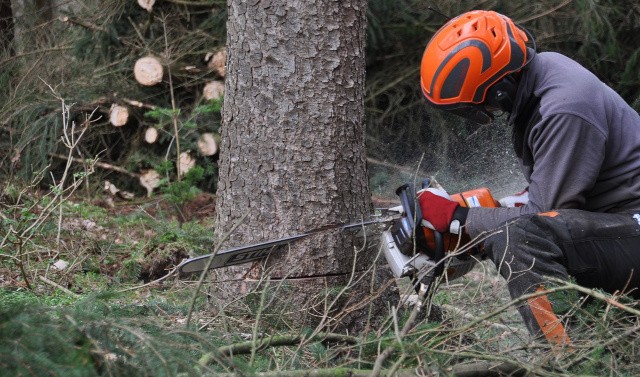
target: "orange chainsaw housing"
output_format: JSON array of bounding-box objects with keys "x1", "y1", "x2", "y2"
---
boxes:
[{"x1": 422, "y1": 187, "x2": 499, "y2": 254}]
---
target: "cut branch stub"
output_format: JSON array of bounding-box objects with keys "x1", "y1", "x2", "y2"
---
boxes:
[
  {"x1": 109, "y1": 104, "x2": 129, "y2": 127},
  {"x1": 144, "y1": 127, "x2": 159, "y2": 144},
  {"x1": 203, "y1": 81, "x2": 224, "y2": 101},
  {"x1": 134, "y1": 56, "x2": 164, "y2": 86},
  {"x1": 197, "y1": 132, "x2": 220, "y2": 156}
]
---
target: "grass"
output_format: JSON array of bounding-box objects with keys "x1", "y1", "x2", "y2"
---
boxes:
[
  {"x1": 0, "y1": 130, "x2": 638, "y2": 376},
  {"x1": 4, "y1": 178, "x2": 640, "y2": 376}
]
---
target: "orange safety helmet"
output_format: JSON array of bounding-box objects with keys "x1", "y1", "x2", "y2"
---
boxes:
[{"x1": 420, "y1": 10, "x2": 532, "y2": 124}]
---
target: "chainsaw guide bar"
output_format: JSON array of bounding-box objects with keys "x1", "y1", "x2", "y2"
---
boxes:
[{"x1": 176, "y1": 215, "x2": 399, "y2": 275}]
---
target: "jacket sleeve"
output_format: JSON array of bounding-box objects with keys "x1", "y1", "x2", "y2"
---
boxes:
[{"x1": 465, "y1": 113, "x2": 606, "y2": 237}]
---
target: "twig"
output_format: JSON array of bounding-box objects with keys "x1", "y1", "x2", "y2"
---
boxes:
[
  {"x1": 440, "y1": 303, "x2": 529, "y2": 337},
  {"x1": 160, "y1": 15, "x2": 182, "y2": 180},
  {"x1": 217, "y1": 332, "x2": 358, "y2": 356},
  {"x1": 546, "y1": 276, "x2": 640, "y2": 317},
  {"x1": 121, "y1": 98, "x2": 157, "y2": 110},
  {"x1": 38, "y1": 275, "x2": 80, "y2": 297},
  {"x1": 371, "y1": 282, "x2": 428, "y2": 376},
  {"x1": 443, "y1": 359, "x2": 528, "y2": 377},
  {"x1": 58, "y1": 16, "x2": 107, "y2": 32},
  {"x1": 48, "y1": 153, "x2": 139, "y2": 178},
  {"x1": 185, "y1": 212, "x2": 250, "y2": 327},
  {"x1": 118, "y1": 266, "x2": 179, "y2": 293},
  {"x1": 209, "y1": 368, "x2": 417, "y2": 377},
  {"x1": 366, "y1": 157, "x2": 431, "y2": 178},
  {"x1": 519, "y1": 0, "x2": 573, "y2": 23},
  {"x1": 0, "y1": 45, "x2": 74, "y2": 66}
]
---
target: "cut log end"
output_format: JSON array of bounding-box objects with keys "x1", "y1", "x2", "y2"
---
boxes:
[
  {"x1": 134, "y1": 56, "x2": 164, "y2": 86},
  {"x1": 197, "y1": 132, "x2": 220, "y2": 156},
  {"x1": 144, "y1": 127, "x2": 159, "y2": 144},
  {"x1": 203, "y1": 81, "x2": 224, "y2": 101},
  {"x1": 139, "y1": 169, "x2": 161, "y2": 197},
  {"x1": 137, "y1": 0, "x2": 155, "y2": 12},
  {"x1": 179, "y1": 152, "x2": 196, "y2": 177},
  {"x1": 109, "y1": 105, "x2": 129, "y2": 127},
  {"x1": 206, "y1": 48, "x2": 227, "y2": 77}
]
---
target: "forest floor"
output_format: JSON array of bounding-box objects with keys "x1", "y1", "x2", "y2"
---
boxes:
[{"x1": 1, "y1": 188, "x2": 637, "y2": 376}]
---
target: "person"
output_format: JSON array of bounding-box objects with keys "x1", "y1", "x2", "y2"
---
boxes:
[{"x1": 417, "y1": 9, "x2": 640, "y2": 346}]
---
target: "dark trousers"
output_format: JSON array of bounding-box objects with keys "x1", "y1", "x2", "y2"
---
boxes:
[{"x1": 484, "y1": 209, "x2": 640, "y2": 344}]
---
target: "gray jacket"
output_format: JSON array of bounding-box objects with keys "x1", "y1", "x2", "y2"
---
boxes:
[{"x1": 466, "y1": 51, "x2": 640, "y2": 237}]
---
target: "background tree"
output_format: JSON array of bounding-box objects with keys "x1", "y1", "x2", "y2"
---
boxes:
[
  {"x1": 0, "y1": 0, "x2": 14, "y2": 55},
  {"x1": 212, "y1": 0, "x2": 397, "y2": 332}
]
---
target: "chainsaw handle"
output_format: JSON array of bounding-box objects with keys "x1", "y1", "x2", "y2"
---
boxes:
[
  {"x1": 395, "y1": 178, "x2": 431, "y2": 229},
  {"x1": 432, "y1": 229, "x2": 445, "y2": 276},
  {"x1": 393, "y1": 179, "x2": 434, "y2": 258},
  {"x1": 396, "y1": 183, "x2": 418, "y2": 230}
]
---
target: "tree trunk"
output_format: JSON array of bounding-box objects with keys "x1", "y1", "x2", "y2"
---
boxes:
[
  {"x1": 0, "y1": 0, "x2": 14, "y2": 55},
  {"x1": 212, "y1": 0, "x2": 397, "y2": 333}
]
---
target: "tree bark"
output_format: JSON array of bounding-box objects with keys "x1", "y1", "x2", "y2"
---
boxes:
[{"x1": 212, "y1": 0, "x2": 397, "y2": 333}]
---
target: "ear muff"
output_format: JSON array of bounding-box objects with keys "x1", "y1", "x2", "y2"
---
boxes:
[{"x1": 485, "y1": 74, "x2": 519, "y2": 113}]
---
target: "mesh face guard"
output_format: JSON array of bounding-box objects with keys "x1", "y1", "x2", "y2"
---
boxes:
[{"x1": 424, "y1": 98, "x2": 495, "y2": 125}]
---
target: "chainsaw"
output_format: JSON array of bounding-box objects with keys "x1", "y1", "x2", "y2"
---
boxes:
[
  {"x1": 381, "y1": 179, "x2": 498, "y2": 290},
  {"x1": 177, "y1": 178, "x2": 499, "y2": 289}
]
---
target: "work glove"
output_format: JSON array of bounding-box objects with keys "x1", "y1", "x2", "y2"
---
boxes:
[
  {"x1": 417, "y1": 188, "x2": 469, "y2": 234},
  {"x1": 498, "y1": 188, "x2": 529, "y2": 208}
]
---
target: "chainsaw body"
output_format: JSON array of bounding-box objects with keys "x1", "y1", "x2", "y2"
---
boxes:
[{"x1": 381, "y1": 179, "x2": 498, "y2": 287}]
